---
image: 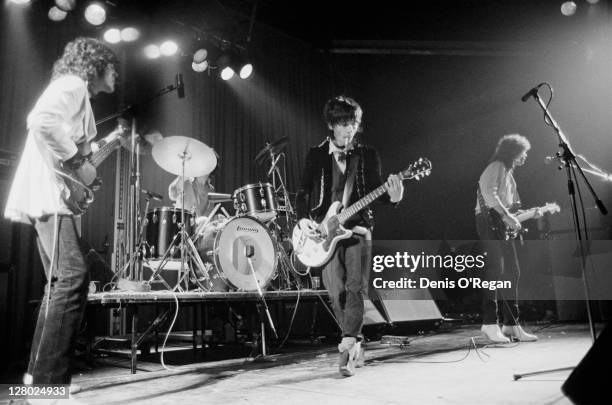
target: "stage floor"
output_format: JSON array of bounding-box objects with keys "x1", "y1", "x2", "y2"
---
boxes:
[{"x1": 60, "y1": 322, "x2": 595, "y2": 405}]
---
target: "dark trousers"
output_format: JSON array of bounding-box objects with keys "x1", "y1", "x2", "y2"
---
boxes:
[
  {"x1": 322, "y1": 233, "x2": 371, "y2": 338},
  {"x1": 475, "y1": 214, "x2": 520, "y2": 325},
  {"x1": 28, "y1": 215, "x2": 89, "y2": 384}
]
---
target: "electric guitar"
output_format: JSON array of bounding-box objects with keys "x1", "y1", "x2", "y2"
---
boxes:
[
  {"x1": 292, "y1": 157, "x2": 432, "y2": 268},
  {"x1": 58, "y1": 121, "x2": 129, "y2": 214},
  {"x1": 488, "y1": 202, "x2": 561, "y2": 240}
]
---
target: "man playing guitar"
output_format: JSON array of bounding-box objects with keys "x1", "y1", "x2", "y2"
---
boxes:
[
  {"x1": 476, "y1": 134, "x2": 547, "y2": 343},
  {"x1": 296, "y1": 96, "x2": 404, "y2": 376},
  {"x1": 4, "y1": 38, "x2": 119, "y2": 385}
]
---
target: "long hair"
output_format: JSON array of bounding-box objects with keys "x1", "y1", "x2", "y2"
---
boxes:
[
  {"x1": 323, "y1": 95, "x2": 363, "y2": 132},
  {"x1": 51, "y1": 37, "x2": 118, "y2": 88},
  {"x1": 490, "y1": 134, "x2": 531, "y2": 169}
]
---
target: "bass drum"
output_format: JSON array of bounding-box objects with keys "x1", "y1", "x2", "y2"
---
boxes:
[{"x1": 196, "y1": 216, "x2": 277, "y2": 291}]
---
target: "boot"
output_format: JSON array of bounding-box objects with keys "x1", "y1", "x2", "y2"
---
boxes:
[
  {"x1": 481, "y1": 324, "x2": 510, "y2": 343},
  {"x1": 501, "y1": 325, "x2": 538, "y2": 342}
]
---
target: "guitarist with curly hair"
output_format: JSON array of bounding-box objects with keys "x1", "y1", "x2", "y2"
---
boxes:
[
  {"x1": 476, "y1": 134, "x2": 548, "y2": 343},
  {"x1": 296, "y1": 95, "x2": 404, "y2": 376},
  {"x1": 4, "y1": 37, "x2": 120, "y2": 385}
]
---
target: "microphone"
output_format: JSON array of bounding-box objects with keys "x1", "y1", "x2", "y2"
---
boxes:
[
  {"x1": 521, "y1": 85, "x2": 541, "y2": 102},
  {"x1": 244, "y1": 244, "x2": 254, "y2": 258},
  {"x1": 544, "y1": 156, "x2": 556, "y2": 165},
  {"x1": 141, "y1": 188, "x2": 163, "y2": 201},
  {"x1": 176, "y1": 73, "x2": 184, "y2": 99}
]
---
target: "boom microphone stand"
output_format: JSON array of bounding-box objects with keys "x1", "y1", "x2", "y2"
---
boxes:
[{"x1": 514, "y1": 83, "x2": 608, "y2": 380}]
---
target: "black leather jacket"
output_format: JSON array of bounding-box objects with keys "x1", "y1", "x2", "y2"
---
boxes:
[{"x1": 295, "y1": 139, "x2": 391, "y2": 228}]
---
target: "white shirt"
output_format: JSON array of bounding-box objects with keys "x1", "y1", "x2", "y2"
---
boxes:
[
  {"x1": 4, "y1": 75, "x2": 97, "y2": 223},
  {"x1": 328, "y1": 140, "x2": 350, "y2": 174},
  {"x1": 475, "y1": 160, "x2": 520, "y2": 214}
]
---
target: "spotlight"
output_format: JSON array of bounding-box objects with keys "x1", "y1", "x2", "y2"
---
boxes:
[
  {"x1": 159, "y1": 40, "x2": 178, "y2": 56},
  {"x1": 587, "y1": 0, "x2": 599, "y2": 4},
  {"x1": 48, "y1": 6, "x2": 67, "y2": 21},
  {"x1": 103, "y1": 28, "x2": 121, "y2": 44},
  {"x1": 120, "y1": 27, "x2": 140, "y2": 42},
  {"x1": 561, "y1": 1, "x2": 577, "y2": 16},
  {"x1": 10, "y1": 0, "x2": 31, "y2": 4},
  {"x1": 144, "y1": 44, "x2": 161, "y2": 59},
  {"x1": 192, "y1": 60, "x2": 209, "y2": 73},
  {"x1": 193, "y1": 48, "x2": 208, "y2": 64},
  {"x1": 84, "y1": 3, "x2": 106, "y2": 26},
  {"x1": 239, "y1": 63, "x2": 253, "y2": 79},
  {"x1": 220, "y1": 66, "x2": 234, "y2": 80},
  {"x1": 55, "y1": 0, "x2": 76, "y2": 11}
]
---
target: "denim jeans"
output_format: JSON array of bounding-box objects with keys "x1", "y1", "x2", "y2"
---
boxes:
[
  {"x1": 475, "y1": 213, "x2": 519, "y2": 325},
  {"x1": 322, "y1": 233, "x2": 372, "y2": 338},
  {"x1": 27, "y1": 215, "x2": 89, "y2": 384}
]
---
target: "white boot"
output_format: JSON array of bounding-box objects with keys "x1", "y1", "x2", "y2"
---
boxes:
[
  {"x1": 502, "y1": 325, "x2": 538, "y2": 342},
  {"x1": 338, "y1": 337, "x2": 357, "y2": 377},
  {"x1": 481, "y1": 324, "x2": 510, "y2": 343}
]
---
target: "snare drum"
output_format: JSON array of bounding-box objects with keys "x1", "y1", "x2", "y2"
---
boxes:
[
  {"x1": 195, "y1": 216, "x2": 277, "y2": 291},
  {"x1": 145, "y1": 207, "x2": 193, "y2": 259},
  {"x1": 232, "y1": 182, "x2": 277, "y2": 222}
]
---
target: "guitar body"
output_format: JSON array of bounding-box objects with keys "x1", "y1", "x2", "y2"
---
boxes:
[
  {"x1": 292, "y1": 202, "x2": 353, "y2": 268},
  {"x1": 486, "y1": 202, "x2": 561, "y2": 240},
  {"x1": 59, "y1": 164, "x2": 96, "y2": 215},
  {"x1": 58, "y1": 123, "x2": 126, "y2": 215},
  {"x1": 487, "y1": 208, "x2": 511, "y2": 240}
]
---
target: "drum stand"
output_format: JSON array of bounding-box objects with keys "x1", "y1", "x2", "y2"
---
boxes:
[
  {"x1": 245, "y1": 245, "x2": 278, "y2": 356},
  {"x1": 266, "y1": 150, "x2": 306, "y2": 290},
  {"x1": 147, "y1": 151, "x2": 212, "y2": 292}
]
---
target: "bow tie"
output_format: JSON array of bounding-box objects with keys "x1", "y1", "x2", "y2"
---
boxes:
[{"x1": 336, "y1": 151, "x2": 347, "y2": 162}]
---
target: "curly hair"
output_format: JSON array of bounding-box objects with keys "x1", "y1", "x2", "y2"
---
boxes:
[
  {"x1": 323, "y1": 95, "x2": 363, "y2": 132},
  {"x1": 490, "y1": 134, "x2": 531, "y2": 169},
  {"x1": 51, "y1": 37, "x2": 118, "y2": 88}
]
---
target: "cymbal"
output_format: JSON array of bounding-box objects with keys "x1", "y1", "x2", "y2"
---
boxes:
[
  {"x1": 207, "y1": 192, "x2": 232, "y2": 203},
  {"x1": 255, "y1": 136, "x2": 288, "y2": 164},
  {"x1": 121, "y1": 130, "x2": 163, "y2": 155},
  {"x1": 152, "y1": 136, "x2": 217, "y2": 177}
]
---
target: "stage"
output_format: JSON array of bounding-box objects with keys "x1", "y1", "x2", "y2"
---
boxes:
[{"x1": 45, "y1": 323, "x2": 595, "y2": 404}]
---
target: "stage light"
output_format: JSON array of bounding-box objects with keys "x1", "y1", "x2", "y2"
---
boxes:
[
  {"x1": 48, "y1": 6, "x2": 67, "y2": 21},
  {"x1": 84, "y1": 3, "x2": 106, "y2": 26},
  {"x1": 120, "y1": 27, "x2": 140, "y2": 42},
  {"x1": 587, "y1": 0, "x2": 599, "y2": 4},
  {"x1": 103, "y1": 28, "x2": 121, "y2": 44},
  {"x1": 561, "y1": 1, "x2": 577, "y2": 16},
  {"x1": 10, "y1": 0, "x2": 31, "y2": 4},
  {"x1": 144, "y1": 44, "x2": 161, "y2": 59},
  {"x1": 55, "y1": 0, "x2": 76, "y2": 11},
  {"x1": 160, "y1": 40, "x2": 178, "y2": 56},
  {"x1": 220, "y1": 66, "x2": 234, "y2": 80},
  {"x1": 239, "y1": 63, "x2": 253, "y2": 79},
  {"x1": 193, "y1": 48, "x2": 208, "y2": 64},
  {"x1": 192, "y1": 60, "x2": 208, "y2": 72}
]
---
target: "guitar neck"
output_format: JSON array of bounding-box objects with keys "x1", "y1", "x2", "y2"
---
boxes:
[
  {"x1": 337, "y1": 184, "x2": 387, "y2": 224},
  {"x1": 90, "y1": 132, "x2": 122, "y2": 168}
]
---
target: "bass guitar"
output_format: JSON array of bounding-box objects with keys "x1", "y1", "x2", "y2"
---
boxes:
[
  {"x1": 488, "y1": 202, "x2": 560, "y2": 240},
  {"x1": 58, "y1": 121, "x2": 129, "y2": 214},
  {"x1": 292, "y1": 157, "x2": 432, "y2": 268}
]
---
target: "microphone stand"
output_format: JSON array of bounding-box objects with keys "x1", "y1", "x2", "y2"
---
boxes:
[{"x1": 514, "y1": 86, "x2": 608, "y2": 381}]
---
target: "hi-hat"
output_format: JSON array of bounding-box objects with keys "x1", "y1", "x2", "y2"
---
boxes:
[
  {"x1": 152, "y1": 136, "x2": 217, "y2": 177},
  {"x1": 255, "y1": 136, "x2": 288, "y2": 164}
]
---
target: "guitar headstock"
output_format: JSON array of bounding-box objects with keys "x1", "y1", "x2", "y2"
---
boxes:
[{"x1": 400, "y1": 157, "x2": 432, "y2": 181}]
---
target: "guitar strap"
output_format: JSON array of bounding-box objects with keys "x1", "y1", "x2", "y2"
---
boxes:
[{"x1": 342, "y1": 151, "x2": 361, "y2": 209}]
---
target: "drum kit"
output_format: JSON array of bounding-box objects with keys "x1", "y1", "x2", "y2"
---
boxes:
[{"x1": 124, "y1": 134, "x2": 303, "y2": 296}]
